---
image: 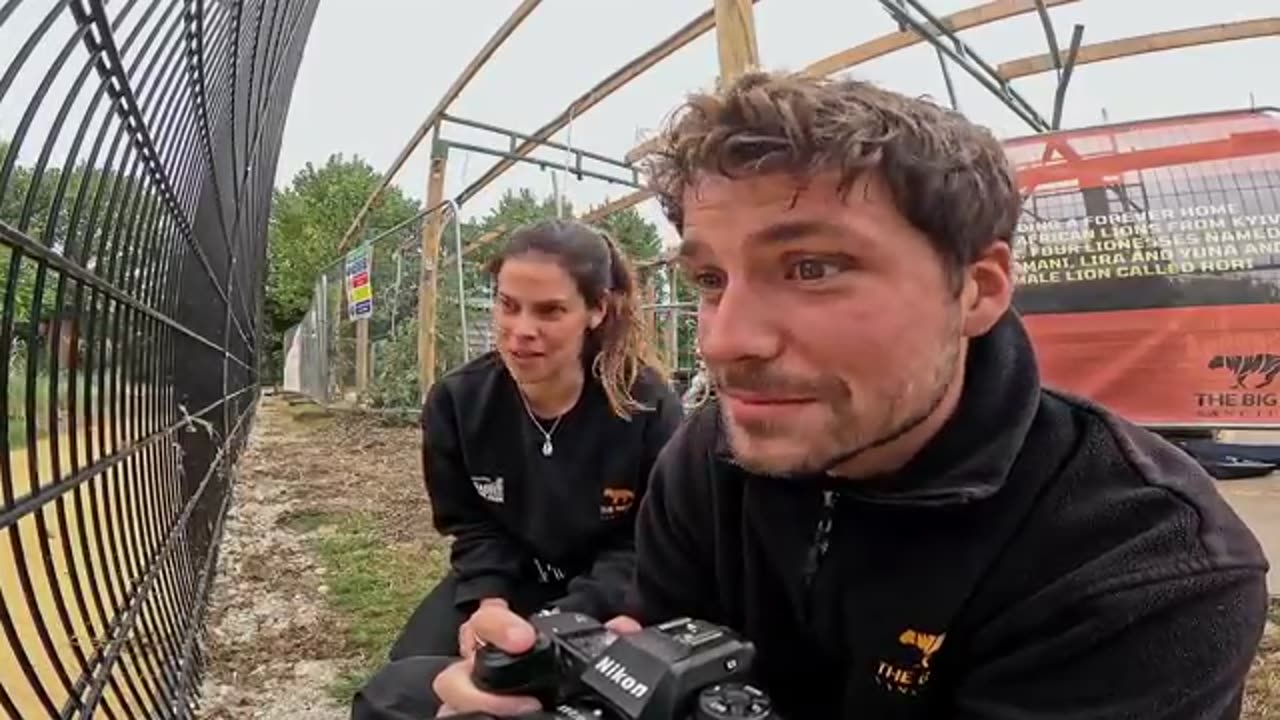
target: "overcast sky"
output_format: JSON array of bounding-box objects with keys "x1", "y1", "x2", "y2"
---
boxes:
[
  {"x1": 273, "y1": 0, "x2": 1275, "y2": 245},
  {"x1": 3, "y1": 1, "x2": 1275, "y2": 247}
]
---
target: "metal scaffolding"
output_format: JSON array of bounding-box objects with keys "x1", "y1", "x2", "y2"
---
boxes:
[{"x1": 878, "y1": 0, "x2": 1102, "y2": 134}]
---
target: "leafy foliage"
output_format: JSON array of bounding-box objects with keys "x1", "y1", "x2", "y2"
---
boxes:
[
  {"x1": 264, "y1": 154, "x2": 420, "y2": 379},
  {"x1": 0, "y1": 139, "x2": 141, "y2": 325}
]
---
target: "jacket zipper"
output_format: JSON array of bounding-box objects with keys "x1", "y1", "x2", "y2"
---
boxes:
[{"x1": 802, "y1": 490, "x2": 838, "y2": 595}]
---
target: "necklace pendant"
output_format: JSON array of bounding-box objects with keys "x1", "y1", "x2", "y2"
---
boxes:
[{"x1": 541, "y1": 438, "x2": 554, "y2": 457}]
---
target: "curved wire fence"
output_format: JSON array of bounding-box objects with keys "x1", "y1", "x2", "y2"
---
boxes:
[{"x1": 0, "y1": 0, "x2": 317, "y2": 717}]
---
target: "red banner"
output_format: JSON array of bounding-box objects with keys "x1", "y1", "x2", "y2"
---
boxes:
[
  {"x1": 1009, "y1": 109, "x2": 1280, "y2": 427},
  {"x1": 1023, "y1": 305, "x2": 1280, "y2": 426}
]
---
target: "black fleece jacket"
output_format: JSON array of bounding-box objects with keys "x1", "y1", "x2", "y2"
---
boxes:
[
  {"x1": 630, "y1": 311, "x2": 1269, "y2": 719},
  {"x1": 423, "y1": 352, "x2": 683, "y2": 620}
]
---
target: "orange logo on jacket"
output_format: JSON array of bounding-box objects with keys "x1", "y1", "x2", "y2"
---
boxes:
[
  {"x1": 600, "y1": 488, "x2": 635, "y2": 519},
  {"x1": 875, "y1": 629, "x2": 946, "y2": 696}
]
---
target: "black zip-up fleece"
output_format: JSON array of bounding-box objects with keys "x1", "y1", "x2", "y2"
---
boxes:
[
  {"x1": 423, "y1": 351, "x2": 682, "y2": 620},
  {"x1": 630, "y1": 312, "x2": 1268, "y2": 719}
]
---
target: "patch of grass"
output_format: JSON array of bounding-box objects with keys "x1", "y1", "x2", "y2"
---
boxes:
[
  {"x1": 278, "y1": 508, "x2": 339, "y2": 534},
  {"x1": 6, "y1": 365, "x2": 99, "y2": 446},
  {"x1": 300, "y1": 511, "x2": 449, "y2": 703}
]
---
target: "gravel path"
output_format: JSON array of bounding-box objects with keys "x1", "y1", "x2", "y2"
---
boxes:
[{"x1": 196, "y1": 394, "x2": 429, "y2": 720}]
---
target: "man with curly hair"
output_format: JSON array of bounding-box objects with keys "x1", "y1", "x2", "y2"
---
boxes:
[{"x1": 358, "y1": 70, "x2": 1268, "y2": 720}]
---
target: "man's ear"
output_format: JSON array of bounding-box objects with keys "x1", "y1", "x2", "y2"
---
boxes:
[{"x1": 960, "y1": 241, "x2": 1014, "y2": 338}]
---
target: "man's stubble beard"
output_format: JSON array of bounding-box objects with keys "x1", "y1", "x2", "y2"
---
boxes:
[{"x1": 719, "y1": 316, "x2": 964, "y2": 477}]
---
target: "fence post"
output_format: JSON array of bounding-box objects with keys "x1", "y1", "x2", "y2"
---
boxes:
[
  {"x1": 355, "y1": 242, "x2": 372, "y2": 399},
  {"x1": 667, "y1": 267, "x2": 680, "y2": 369},
  {"x1": 320, "y1": 272, "x2": 331, "y2": 401},
  {"x1": 419, "y1": 128, "x2": 449, "y2": 400}
]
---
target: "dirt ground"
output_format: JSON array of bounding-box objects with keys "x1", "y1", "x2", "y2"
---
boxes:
[
  {"x1": 195, "y1": 394, "x2": 1280, "y2": 719},
  {"x1": 197, "y1": 394, "x2": 434, "y2": 720}
]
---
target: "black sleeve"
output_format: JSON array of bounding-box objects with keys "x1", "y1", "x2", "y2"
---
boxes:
[
  {"x1": 953, "y1": 567, "x2": 1267, "y2": 719},
  {"x1": 554, "y1": 378, "x2": 686, "y2": 619},
  {"x1": 625, "y1": 407, "x2": 719, "y2": 625},
  {"x1": 421, "y1": 381, "x2": 527, "y2": 610}
]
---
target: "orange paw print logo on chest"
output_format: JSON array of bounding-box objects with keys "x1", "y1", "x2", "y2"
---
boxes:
[{"x1": 600, "y1": 488, "x2": 635, "y2": 519}]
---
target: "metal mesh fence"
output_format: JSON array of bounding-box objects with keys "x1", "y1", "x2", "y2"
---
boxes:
[
  {"x1": 637, "y1": 261, "x2": 699, "y2": 392},
  {"x1": 282, "y1": 211, "x2": 498, "y2": 411},
  {"x1": 0, "y1": 0, "x2": 316, "y2": 717}
]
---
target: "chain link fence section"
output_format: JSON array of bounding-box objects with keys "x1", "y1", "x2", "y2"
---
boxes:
[
  {"x1": 281, "y1": 211, "x2": 497, "y2": 413},
  {"x1": 0, "y1": 0, "x2": 318, "y2": 716}
]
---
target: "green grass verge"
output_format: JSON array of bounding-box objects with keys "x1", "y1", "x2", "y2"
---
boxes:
[
  {"x1": 281, "y1": 508, "x2": 448, "y2": 704},
  {"x1": 6, "y1": 366, "x2": 102, "y2": 446}
]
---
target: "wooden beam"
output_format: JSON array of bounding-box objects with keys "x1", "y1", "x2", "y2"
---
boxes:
[
  {"x1": 461, "y1": 226, "x2": 507, "y2": 257},
  {"x1": 338, "y1": 0, "x2": 542, "y2": 251},
  {"x1": 623, "y1": 0, "x2": 1080, "y2": 164},
  {"x1": 625, "y1": 139, "x2": 661, "y2": 166},
  {"x1": 418, "y1": 145, "x2": 449, "y2": 398},
  {"x1": 581, "y1": 190, "x2": 653, "y2": 223},
  {"x1": 455, "y1": 4, "x2": 759, "y2": 207},
  {"x1": 355, "y1": 316, "x2": 370, "y2": 395},
  {"x1": 714, "y1": 0, "x2": 759, "y2": 84},
  {"x1": 1000, "y1": 17, "x2": 1280, "y2": 79}
]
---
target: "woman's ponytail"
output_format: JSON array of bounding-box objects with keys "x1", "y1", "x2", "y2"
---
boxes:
[{"x1": 592, "y1": 233, "x2": 666, "y2": 419}]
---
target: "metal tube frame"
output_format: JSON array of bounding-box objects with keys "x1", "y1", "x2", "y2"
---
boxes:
[
  {"x1": 935, "y1": 47, "x2": 959, "y2": 111},
  {"x1": 1033, "y1": 0, "x2": 1064, "y2": 81},
  {"x1": 880, "y1": 0, "x2": 1052, "y2": 131},
  {"x1": 441, "y1": 140, "x2": 644, "y2": 194},
  {"x1": 896, "y1": 0, "x2": 1093, "y2": 135},
  {"x1": 441, "y1": 113, "x2": 634, "y2": 173},
  {"x1": 443, "y1": 198, "x2": 471, "y2": 363},
  {"x1": 1052, "y1": 25, "x2": 1086, "y2": 130}
]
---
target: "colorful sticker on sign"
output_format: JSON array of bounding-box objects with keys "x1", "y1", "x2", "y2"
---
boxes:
[{"x1": 346, "y1": 246, "x2": 374, "y2": 321}]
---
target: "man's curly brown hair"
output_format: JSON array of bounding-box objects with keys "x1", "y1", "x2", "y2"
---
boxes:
[{"x1": 640, "y1": 70, "x2": 1022, "y2": 290}]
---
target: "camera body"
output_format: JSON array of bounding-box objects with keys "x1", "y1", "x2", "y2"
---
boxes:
[{"x1": 469, "y1": 610, "x2": 776, "y2": 720}]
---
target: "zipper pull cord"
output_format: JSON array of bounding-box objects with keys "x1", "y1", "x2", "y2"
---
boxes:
[{"x1": 803, "y1": 490, "x2": 838, "y2": 588}]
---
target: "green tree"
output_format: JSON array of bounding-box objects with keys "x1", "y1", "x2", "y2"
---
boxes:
[
  {"x1": 593, "y1": 202, "x2": 662, "y2": 262},
  {"x1": 265, "y1": 153, "x2": 420, "y2": 381},
  {"x1": 2, "y1": 139, "x2": 65, "y2": 325},
  {"x1": 1, "y1": 139, "x2": 156, "y2": 333}
]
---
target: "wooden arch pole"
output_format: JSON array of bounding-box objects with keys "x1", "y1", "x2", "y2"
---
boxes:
[
  {"x1": 617, "y1": 0, "x2": 1078, "y2": 205},
  {"x1": 419, "y1": 136, "x2": 449, "y2": 399},
  {"x1": 453, "y1": 4, "x2": 757, "y2": 211},
  {"x1": 714, "y1": 0, "x2": 759, "y2": 84},
  {"x1": 337, "y1": 0, "x2": 542, "y2": 253},
  {"x1": 998, "y1": 18, "x2": 1280, "y2": 80}
]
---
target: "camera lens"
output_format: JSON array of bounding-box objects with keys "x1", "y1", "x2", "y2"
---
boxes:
[{"x1": 695, "y1": 683, "x2": 772, "y2": 720}]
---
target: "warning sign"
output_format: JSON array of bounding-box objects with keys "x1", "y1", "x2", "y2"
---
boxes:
[{"x1": 345, "y1": 246, "x2": 373, "y2": 321}]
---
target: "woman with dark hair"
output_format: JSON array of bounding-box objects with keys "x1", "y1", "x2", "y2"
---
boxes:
[{"x1": 385, "y1": 217, "x2": 684, "y2": 661}]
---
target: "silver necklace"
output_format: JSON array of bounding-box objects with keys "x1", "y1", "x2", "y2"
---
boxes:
[{"x1": 519, "y1": 394, "x2": 565, "y2": 457}]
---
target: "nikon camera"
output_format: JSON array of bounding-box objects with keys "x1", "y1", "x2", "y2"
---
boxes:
[{"x1": 459, "y1": 609, "x2": 778, "y2": 720}]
